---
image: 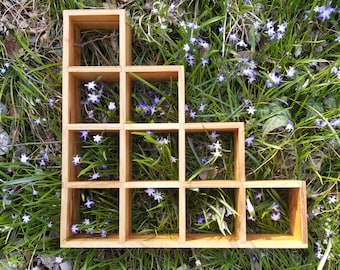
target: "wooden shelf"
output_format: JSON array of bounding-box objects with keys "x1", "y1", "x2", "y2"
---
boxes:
[{"x1": 61, "y1": 9, "x2": 307, "y2": 249}]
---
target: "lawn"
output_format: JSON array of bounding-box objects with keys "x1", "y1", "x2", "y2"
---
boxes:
[{"x1": 0, "y1": 0, "x2": 339, "y2": 269}]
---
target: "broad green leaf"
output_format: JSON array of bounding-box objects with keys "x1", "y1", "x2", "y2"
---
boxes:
[
  {"x1": 323, "y1": 96, "x2": 337, "y2": 108},
  {"x1": 263, "y1": 114, "x2": 290, "y2": 134}
]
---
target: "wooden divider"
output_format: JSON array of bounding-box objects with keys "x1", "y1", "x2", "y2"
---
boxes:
[{"x1": 61, "y1": 9, "x2": 307, "y2": 248}]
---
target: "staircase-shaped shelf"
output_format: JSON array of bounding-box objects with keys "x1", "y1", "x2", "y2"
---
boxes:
[{"x1": 61, "y1": 9, "x2": 308, "y2": 248}]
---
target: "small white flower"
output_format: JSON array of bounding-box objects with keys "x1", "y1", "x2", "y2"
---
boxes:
[
  {"x1": 330, "y1": 66, "x2": 338, "y2": 75},
  {"x1": 211, "y1": 149, "x2": 222, "y2": 158},
  {"x1": 108, "y1": 102, "x2": 116, "y2": 111},
  {"x1": 55, "y1": 255, "x2": 63, "y2": 264},
  {"x1": 72, "y1": 154, "x2": 81, "y2": 165},
  {"x1": 212, "y1": 140, "x2": 222, "y2": 150},
  {"x1": 84, "y1": 81, "x2": 97, "y2": 90},
  {"x1": 20, "y1": 153, "x2": 30, "y2": 165},
  {"x1": 22, "y1": 214, "x2": 31, "y2": 223},
  {"x1": 153, "y1": 191, "x2": 163, "y2": 203},
  {"x1": 82, "y1": 218, "x2": 90, "y2": 225},
  {"x1": 314, "y1": 6, "x2": 320, "y2": 12},
  {"x1": 145, "y1": 188, "x2": 156, "y2": 197},
  {"x1": 237, "y1": 39, "x2": 248, "y2": 48},
  {"x1": 199, "y1": 103, "x2": 207, "y2": 112},
  {"x1": 286, "y1": 66, "x2": 296, "y2": 78},
  {"x1": 325, "y1": 228, "x2": 334, "y2": 237},
  {"x1": 217, "y1": 74, "x2": 225, "y2": 83},
  {"x1": 327, "y1": 195, "x2": 337, "y2": 204},
  {"x1": 170, "y1": 156, "x2": 178, "y2": 163},
  {"x1": 93, "y1": 134, "x2": 103, "y2": 144},
  {"x1": 285, "y1": 121, "x2": 294, "y2": 132},
  {"x1": 277, "y1": 21, "x2": 287, "y2": 33},
  {"x1": 271, "y1": 202, "x2": 280, "y2": 212},
  {"x1": 195, "y1": 259, "x2": 202, "y2": 266},
  {"x1": 246, "y1": 106, "x2": 257, "y2": 115},
  {"x1": 183, "y1": 43, "x2": 190, "y2": 52}
]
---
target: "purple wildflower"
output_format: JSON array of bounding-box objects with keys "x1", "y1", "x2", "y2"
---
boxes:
[
  {"x1": 217, "y1": 74, "x2": 225, "y2": 83},
  {"x1": 101, "y1": 229, "x2": 107, "y2": 238},
  {"x1": 71, "y1": 224, "x2": 79, "y2": 234},
  {"x1": 90, "y1": 172, "x2": 100, "y2": 180},
  {"x1": 330, "y1": 118, "x2": 340, "y2": 128},
  {"x1": 196, "y1": 215, "x2": 205, "y2": 224},
  {"x1": 266, "y1": 72, "x2": 282, "y2": 88},
  {"x1": 245, "y1": 135, "x2": 255, "y2": 147},
  {"x1": 316, "y1": 4, "x2": 337, "y2": 21},
  {"x1": 84, "y1": 197, "x2": 95, "y2": 208},
  {"x1": 315, "y1": 119, "x2": 327, "y2": 128},
  {"x1": 80, "y1": 130, "x2": 89, "y2": 141},
  {"x1": 199, "y1": 103, "x2": 207, "y2": 112},
  {"x1": 145, "y1": 188, "x2": 156, "y2": 197},
  {"x1": 210, "y1": 130, "x2": 220, "y2": 142},
  {"x1": 189, "y1": 110, "x2": 196, "y2": 119},
  {"x1": 88, "y1": 92, "x2": 100, "y2": 103},
  {"x1": 270, "y1": 212, "x2": 281, "y2": 221}
]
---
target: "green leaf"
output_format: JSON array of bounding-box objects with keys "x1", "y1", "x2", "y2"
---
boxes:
[
  {"x1": 306, "y1": 99, "x2": 324, "y2": 118},
  {"x1": 263, "y1": 114, "x2": 290, "y2": 134},
  {"x1": 197, "y1": 16, "x2": 223, "y2": 30},
  {"x1": 323, "y1": 96, "x2": 337, "y2": 108}
]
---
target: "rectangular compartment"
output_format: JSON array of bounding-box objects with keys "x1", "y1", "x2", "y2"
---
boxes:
[
  {"x1": 67, "y1": 188, "x2": 119, "y2": 238},
  {"x1": 71, "y1": 131, "x2": 119, "y2": 181},
  {"x1": 124, "y1": 67, "x2": 182, "y2": 123},
  {"x1": 66, "y1": 70, "x2": 120, "y2": 123},
  {"x1": 79, "y1": 29, "x2": 119, "y2": 66},
  {"x1": 129, "y1": 188, "x2": 179, "y2": 236},
  {"x1": 245, "y1": 181, "x2": 308, "y2": 248},
  {"x1": 186, "y1": 188, "x2": 236, "y2": 235},
  {"x1": 63, "y1": 10, "x2": 126, "y2": 66},
  {"x1": 246, "y1": 188, "x2": 290, "y2": 234},
  {"x1": 130, "y1": 131, "x2": 179, "y2": 181},
  {"x1": 186, "y1": 130, "x2": 234, "y2": 181}
]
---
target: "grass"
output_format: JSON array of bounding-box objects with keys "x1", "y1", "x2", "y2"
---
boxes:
[{"x1": 0, "y1": 0, "x2": 339, "y2": 269}]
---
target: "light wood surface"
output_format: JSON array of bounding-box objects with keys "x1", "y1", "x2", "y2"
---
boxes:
[{"x1": 61, "y1": 9, "x2": 308, "y2": 249}]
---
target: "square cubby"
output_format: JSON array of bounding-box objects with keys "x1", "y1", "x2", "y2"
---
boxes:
[
  {"x1": 186, "y1": 188, "x2": 240, "y2": 242},
  {"x1": 246, "y1": 188, "x2": 290, "y2": 234},
  {"x1": 130, "y1": 131, "x2": 179, "y2": 181},
  {"x1": 64, "y1": 10, "x2": 124, "y2": 66},
  {"x1": 78, "y1": 29, "x2": 119, "y2": 66},
  {"x1": 245, "y1": 183, "x2": 307, "y2": 246},
  {"x1": 71, "y1": 131, "x2": 119, "y2": 181},
  {"x1": 67, "y1": 71, "x2": 120, "y2": 123},
  {"x1": 185, "y1": 130, "x2": 235, "y2": 181},
  {"x1": 130, "y1": 188, "x2": 179, "y2": 236},
  {"x1": 68, "y1": 188, "x2": 119, "y2": 238},
  {"x1": 124, "y1": 67, "x2": 182, "y2": 123}
]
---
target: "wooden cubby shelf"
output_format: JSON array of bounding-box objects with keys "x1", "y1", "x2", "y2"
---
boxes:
[{"x1": 61, "y1": 10, "x2": 308, "y2": 248}]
